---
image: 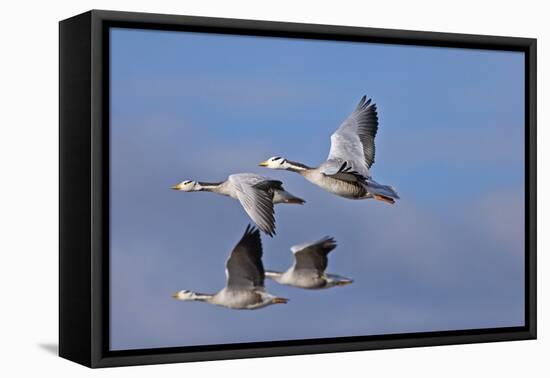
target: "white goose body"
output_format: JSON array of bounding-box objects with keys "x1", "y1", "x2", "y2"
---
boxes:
[
  {"x1": 300, "y1": 168, "x2": 369, "y2": 199},
  {"x1": 209, "y1": 288, "x2": 280, "y2": 310},
  {"x1": 269, "y1": 268, "x2": 327, "y2": 289}
]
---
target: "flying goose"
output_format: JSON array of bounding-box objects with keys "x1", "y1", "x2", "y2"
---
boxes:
[
  {"x1": 259, "y1": 96, "x2": 399, "y2": 204},
  {"x1": 265, "y1": 237, "x2": 353, "y2": 289},
  {"x1": 172, "y1": 225, "x2": 289, "y2": 310},
  {"x1": 172, "y1": 173, "x2": 304, "y2": 236}
]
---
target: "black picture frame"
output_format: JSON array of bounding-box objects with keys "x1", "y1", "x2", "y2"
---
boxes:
[{"x1": 59, "y1": 9, "x2": 537, "y2": 368}]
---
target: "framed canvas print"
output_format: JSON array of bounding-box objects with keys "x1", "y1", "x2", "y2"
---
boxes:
[{"x1": 59, "y1": 10, "x2": 536, "y2": 368}]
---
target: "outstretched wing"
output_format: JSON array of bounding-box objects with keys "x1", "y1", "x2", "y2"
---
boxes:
[
  {"x1": 226, "y1": 225, "x2": 265, "y2": 289},
  {"x1": 291, "y1": 237, "x2": 337, "y2": 273},
  {"x1": 231, "y1": 176, "x2": 278, "y2": 237},
  {"x1": 326, "y1": 96, "x2": 379, "y2": 178}
]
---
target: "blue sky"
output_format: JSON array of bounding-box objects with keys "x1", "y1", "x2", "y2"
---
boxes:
[{"x1": 109, "y1": 27, "x2": 525, "y2": 350}]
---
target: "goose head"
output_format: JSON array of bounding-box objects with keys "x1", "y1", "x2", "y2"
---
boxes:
[
  {"x1": 258, "y1": 156, "x2": 289, "y2": 170},
  {"x1": 171, "y1": 180, "x2": 199, "y2": 191},
  {"x1": 172, "y1": 290, "x2": 195, "y2": 301},
  {"x1": 259, "y1": 156, "x2": 309, "y2": 172}
]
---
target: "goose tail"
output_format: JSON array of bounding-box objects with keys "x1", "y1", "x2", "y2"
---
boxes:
[
  {"x1": 273, "y1": 189, "x2": 306, "y2": 205},
  {"x1": 365, "y1": 179, "x2": 399, "y2": 204}
]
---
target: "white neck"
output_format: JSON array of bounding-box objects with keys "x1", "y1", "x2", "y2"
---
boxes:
[{"x1": 265, "y1": 270, "x2": 285, "y2": 283}]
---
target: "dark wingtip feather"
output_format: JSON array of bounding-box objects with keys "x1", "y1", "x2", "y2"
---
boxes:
[
  {"x1": 356, "y1": 95, "x2": 375, "y2": 111},
  {"x1": 243, "y1": 224, "x2": 260, "y2": 240},
  {"x1": 239, "y1": 224, "x2": 264, "y2": 259},
  {"x1": 356, "y1": 95, "x2": 366, "y2": 110},
  {"x1": 321, "y1": 236, "x2": 337, "y2": 253},
  {"x1": 255, "y1": 224, "x2": 275, "y2": 238}
]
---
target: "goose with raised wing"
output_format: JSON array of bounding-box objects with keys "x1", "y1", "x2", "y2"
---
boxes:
[
  {"x1": 265, "y1": 236, "x2": 353, "y2": 289},
  {"x1": 172, "y1": 173, "x2": 304, "y2": 236},
  {"x1": 172, "y1": 225, "x2": 289, "y2": 310},
  {"x1": 259, "y1": 96, "x2": 399, "y2": 204}
]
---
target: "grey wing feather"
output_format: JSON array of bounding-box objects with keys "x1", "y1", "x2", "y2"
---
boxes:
[
  {"x1": 318, "y1": 159, "x2": 365, "y2": 183},
  {"x1": 229, "y1": 173, "x2": 268, "y2": 185},
  {"x1": 327, "y1": 96, "x2": 379, "y2": 177},
  {"x1": 232, "y1": 177, "x2": 277, "y2": 237},
  {"x1": 226, "y1": 225, "x2": 265, "y2": 289},
  {"x1": 291, "y1": 237, "x2": 337, "y2": 273}
]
